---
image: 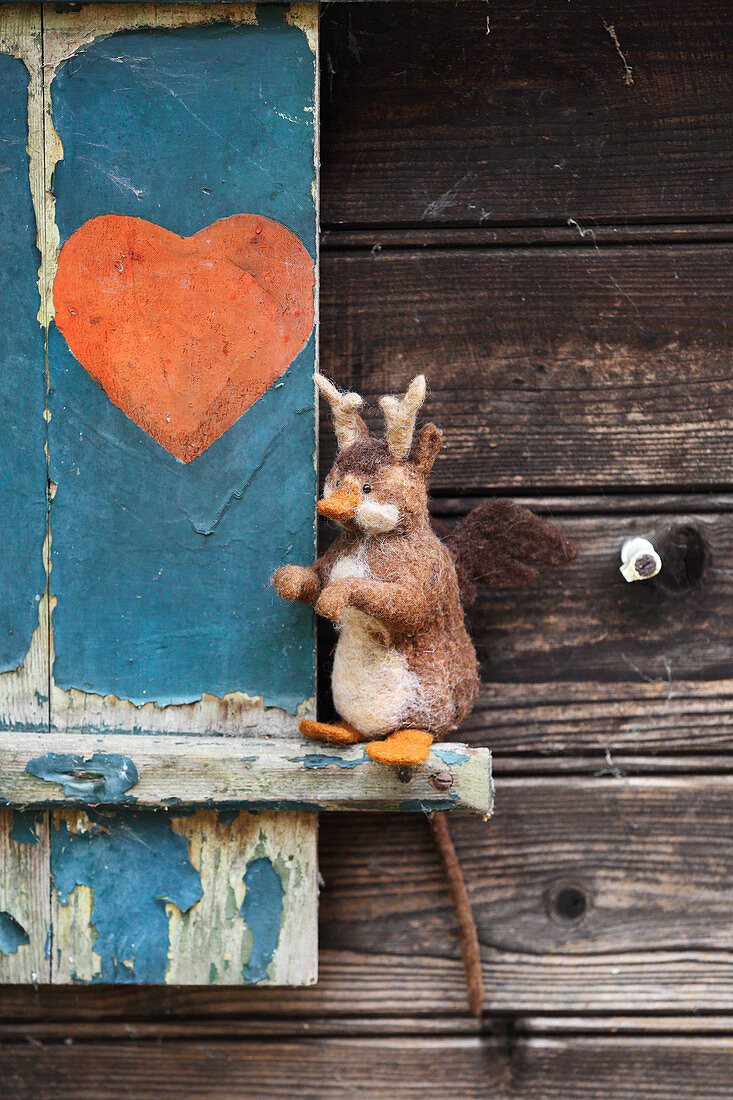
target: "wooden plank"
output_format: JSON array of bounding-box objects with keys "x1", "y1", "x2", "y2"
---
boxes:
[
  {"x1": 0, "y1": 1015, "x2": 485, "y2": 1040},
  {"x1": 49, "y1": 809, "x2": 317, "y2": 986},
  {"x1": 11, "y1": 1012, "x2": 733, "y2": 1040},
  {"x1": 458, "y1": 507, "x2": 732, "y2": 752},
  {"x1": 4, "y1": 1035, "x2": 733, "y2": 1100},
  {"x1": 0, "y1": 735, "x2": 492, "y2": 813},
  {"x1": 507, "y1": 1035, "x2": 733, "y2": 1099},
  {"x1": 521, "y1": 1015, "x2": 733, "y2": 1034},
  {"x1": 0, "y1": 6, "x2": 49, "y2": 732},
  {"x1": 464, "y1": 679, "x2": 733, "y2": 757},
  {"x1": 0, "y1": 808, "x2": 50, "y2": 982},
  {"x1": 44, "y1": 1, "x2": 318, "y2": 735},
  {"x1": 321, "y1": 0, "x2": 733, "y2": 227},
  {"x1": 492, "y1": 755, "x2": 733, "y2": 776},
  {"x1": 320, "y1": 245, "x2": 733, "y2": 491},
  {"x1": 0, "y1": 1037, "x2": 505, "y2": 1100},
  {"x1": 323, "y1": 224, "x2": 733, "y2": 249}
]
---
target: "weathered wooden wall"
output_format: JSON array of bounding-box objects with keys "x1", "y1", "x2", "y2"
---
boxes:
[{"x1": 3, "y1": 0, "x2": 733, "y2": 1094}]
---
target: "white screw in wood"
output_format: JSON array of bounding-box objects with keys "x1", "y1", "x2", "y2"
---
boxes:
[{"x1": 620, "y1": 537, "x2": 662, "y2": 582}]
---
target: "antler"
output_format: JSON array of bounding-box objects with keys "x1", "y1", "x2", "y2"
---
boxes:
[
  {"x1": 314, "y1": 373, "x2": 368, "y2": 451},
  {"x1": 379, "y1": 375, "x2": 427, "y2": 460}
]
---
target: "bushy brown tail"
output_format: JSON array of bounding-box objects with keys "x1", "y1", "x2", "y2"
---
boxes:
[{"x1": 442, "y1": 499, "x2": 577, "y2": 606}]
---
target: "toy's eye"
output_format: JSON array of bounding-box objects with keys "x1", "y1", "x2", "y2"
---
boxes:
[
  {"x1": 335, "y1": 479, "x2": 341, "y2": 487},
  {"x1": 362, "y1": 484, "x2": 371, "y2": 494}
]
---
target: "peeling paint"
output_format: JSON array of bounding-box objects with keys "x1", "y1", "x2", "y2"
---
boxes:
[
  {"x1": 289, "y1": 750, "x2": 367, "y2": 770},
  {"x1": 0, "y1": 911, "x2": 30, "y2": 955},
  {"x1": 50, "y1": 683, "x2": 313, "y2": 737},
  {"x1": 0, "y1": 48, "x2": 48, "y2": 680},
  {"x1": 51, "y1": 811, "x2": 202, "y2": 982},
  {"x1": 241, "y1": 857, "x2": 284, "y2": 983},
  {"x1": 399, "y1": 797, "x2": 458, "y2": 812},
  {"x1": 163, "y1": 809, "x2": 315, "y2": 986},
  {"x1": 432, "y1": 746, "x2": 470, "y2": 766},
  {"x1": 11, "y1": 809, "x2": 40, "y2": 845},
  {"x1": 26, "y1": 752, "x2": 139, "y2": 802},
  {"x1": 218, "y1": 810, "x2": 240, "y2": 826}
]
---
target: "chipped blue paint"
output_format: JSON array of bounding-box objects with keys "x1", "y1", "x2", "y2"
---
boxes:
[
  {"x1": 50, "y1": 811, "x2": 202, "y2": 982},
  {"x1": 289, "y1": 751, "x2": 368, "y2": 770},
  {"x1": 240, "y1": 857, "x2": 284, "y2": 983},
  {"x1": 48, "y1": 12, "x2": 317, "y2": 713},
  {"x1": 0, "y1": 54, "x2": 47, "y2": 675},
  {"x1": 432, "y1": 746, "x2": 470, "y2": 766},
  {"x1": 217, "y1": 809, "x2": 240, "y2": 825},
  {"x1": 0, "y1": 912, "x2": 30, "y2": 955},
  {"x1": 44, "y1": 929, "x2": 52, "y2": 961},
  {"x1": 11, "y1": 810, "x2": 41, "y2": 845},
  {"x1": 399, "y1": 797, "x2": 459, "y2": 812},
  {"x1": 26, "y1": 753, "x2": 139, "y2": 802}
]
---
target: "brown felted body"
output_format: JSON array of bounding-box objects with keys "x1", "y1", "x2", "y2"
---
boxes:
[
  {"x1": 273, "y1": 374, "x2": 575, "y2": 748},
  {"x1": 309, "y1": 515, "x2": 480, "y2": 740}
]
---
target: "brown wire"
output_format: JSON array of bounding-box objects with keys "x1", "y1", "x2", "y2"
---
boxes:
[{"x1": 428, "y1": 811, "x2": 484, "y2": 1017}]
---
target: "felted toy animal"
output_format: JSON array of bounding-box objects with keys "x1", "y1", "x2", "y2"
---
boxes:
[
  {"x1": 273, "y1": 373, "x2": 577, "y2": 766},
  {"x1": 273, "y1": 373, "x2": 577, "y2": 1017}
]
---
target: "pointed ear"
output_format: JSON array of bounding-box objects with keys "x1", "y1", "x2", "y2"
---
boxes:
[{"x1": 410, "y1": 422, "x2": 443, "y2": 478}]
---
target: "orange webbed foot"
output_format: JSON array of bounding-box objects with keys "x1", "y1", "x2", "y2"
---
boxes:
[
  {"x1": 365, "y1": 729, "x2": 434, "y2": 765},
  {"x1": 299, "y1": 719, "x2": 364, "y2": 745}
]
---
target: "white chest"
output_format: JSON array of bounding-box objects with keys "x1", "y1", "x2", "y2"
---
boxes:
[
  {"x1": 327, "y1": 550, "x2": 417, "y2": 736},
  {"x1": 329, "y1": 549, "x2": 371, "y2": 582}
]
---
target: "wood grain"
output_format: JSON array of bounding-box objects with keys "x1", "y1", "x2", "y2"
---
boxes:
[
  {"x1": 5, "y1": 1035, "x2": 733, "y2": 1100},
  {"x1": 460, "y1": 508, "x2": 731, "y2": 751},
  {"x1": 319, "y1": 245, "x2": 733, "y2": 491},
  {"x1": 321, "y1": 0, "x2": 733, "y2": 227},
  {"x1": 0, "y1": 809, "x2": 50, "y2": 983},
  {"x1": 0, "y1": 1037, "x2": 505, "y2": 1100},
  {"x1": 508, "y1": 1035, "x2": 733, "y2": 1099},
  {"x1": 315, "y1": 784, "x2": 733, "y2": 1011}
]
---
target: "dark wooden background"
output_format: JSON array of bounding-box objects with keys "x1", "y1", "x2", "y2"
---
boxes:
[{"x1": 4, "y1": 1, "x2": 733, "y2": 1095}]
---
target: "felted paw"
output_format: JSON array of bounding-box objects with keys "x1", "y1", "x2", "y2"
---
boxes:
[
  {"x1": 300, "y1": 719, "x2": 364, "y2": 745},
  {"x1": 315, "y1": 580, "x2": 353, "y2": 622},
  {"x1": 366, "y1": 729, "x2": 434, "y2": 765},
  {"x1": 273, "y1": 565, "x2": 303, "y2": 600}
]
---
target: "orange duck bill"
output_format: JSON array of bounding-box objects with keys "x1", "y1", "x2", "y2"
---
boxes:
[{"x1": 317, "y1": 485, "x2": 360, "y2": 524}]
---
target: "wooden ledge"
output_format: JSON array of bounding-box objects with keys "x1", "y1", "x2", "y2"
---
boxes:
[{"x1": 0, "y1": 734, "x2": 493, "y2": 815}]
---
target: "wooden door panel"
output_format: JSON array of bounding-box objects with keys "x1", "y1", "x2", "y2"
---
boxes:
[{"x1": 0, "y1": 2, "x2": 320, "y2": 987}]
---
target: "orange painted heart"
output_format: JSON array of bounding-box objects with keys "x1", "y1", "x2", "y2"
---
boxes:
[{"x1": 53, "y1": 214, "x2": 315, "y2": 462}]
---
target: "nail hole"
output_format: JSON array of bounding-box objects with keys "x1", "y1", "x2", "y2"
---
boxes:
[
  {"x1": 658, "y1": 523, "x2": 707, "y2": 593},
  {"x1": 552, "y1": 885, "x2": 587, "y2": 922}
]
